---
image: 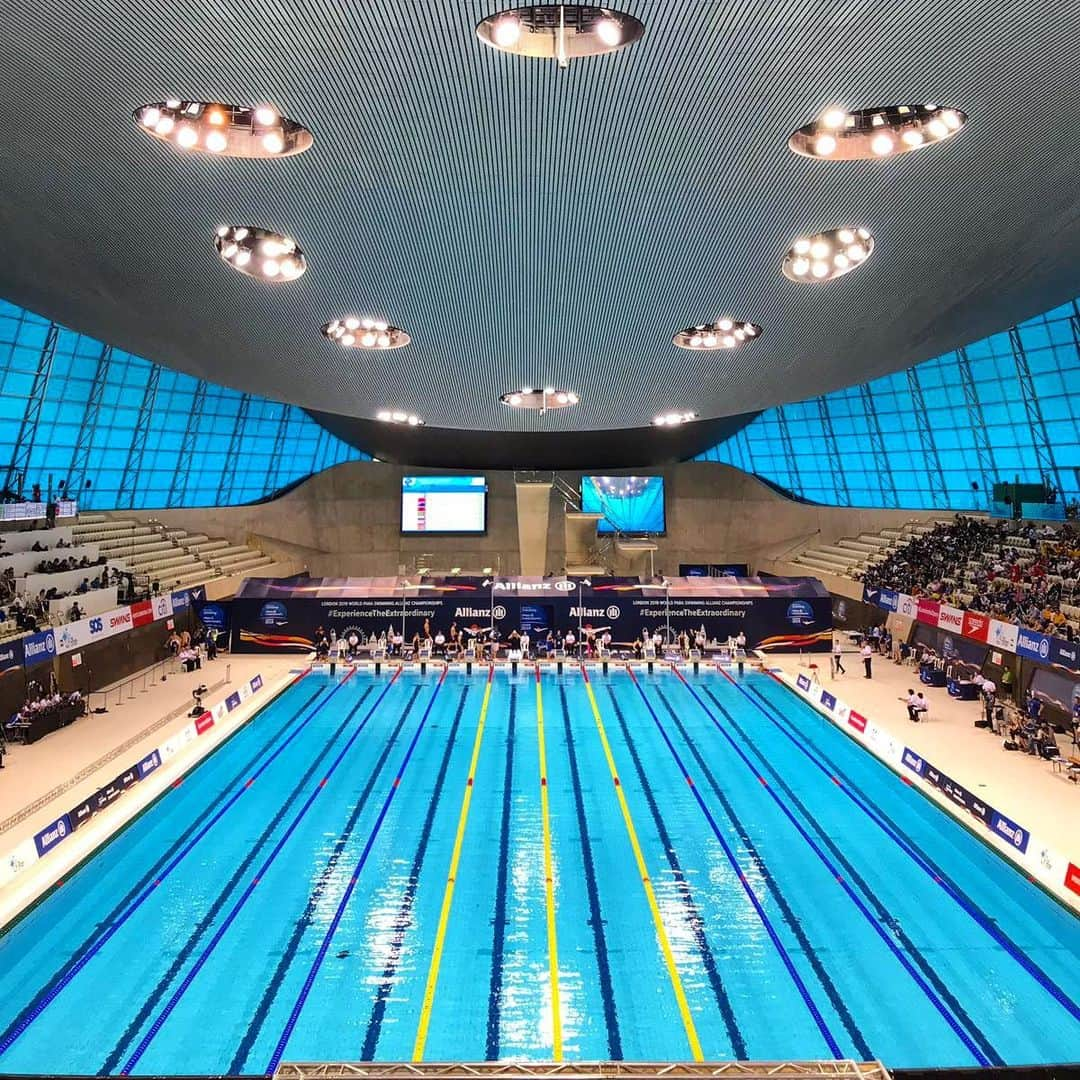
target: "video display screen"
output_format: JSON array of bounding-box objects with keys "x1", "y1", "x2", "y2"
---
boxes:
[
  {"x1": 581, "y1": 475, "x2": 666, "y2": 535},
  {"x1": 401, "y1": 475, "x2": 487, "y2": 534}
]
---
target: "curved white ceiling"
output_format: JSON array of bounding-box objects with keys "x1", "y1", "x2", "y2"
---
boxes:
[{"x1": 1, "y1": 0, "x2": 1079, "y2": 434}]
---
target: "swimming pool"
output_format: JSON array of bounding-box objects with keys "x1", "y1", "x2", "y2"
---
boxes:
[{"x1": 0, "y1": 665, "x2": 1077, "y2": 1074}]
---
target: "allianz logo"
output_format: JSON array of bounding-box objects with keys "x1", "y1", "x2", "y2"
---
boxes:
[
  {"x1": 993, "y1": 817, "x2": 1026, "y2": 848},
  {"x1": 492, "y1": 580, "x2": 575, "y2": 592},
  {"x1": 1016, "y1": 630, "x2": 1050, "y2": 659},
  {"x1": 40, "y1": 819, "x2": 67, "y2": 847},
  {"x1": 25, "y1": 633, "x2": 55, "y2": 658}
]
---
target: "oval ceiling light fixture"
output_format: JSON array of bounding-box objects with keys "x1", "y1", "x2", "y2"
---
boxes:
[
  {"x1": 376, "y1": 409, "x2": 424, "y2": 426},
  {"x1": 673, "y1": 319, "x2": 761, "y2": 350},
  {"x1": 500, "y1": 387, "x2": 579, "y2": 409},
  {"x1": 135, "y1": 100, "x2": 313, "y2": 158},
  {"x1": 789, "y1": 104, "x2": 967, "y2": 160},
  {"x1": 476, "y1": 5, "x2": 644, "y2": 68},
  {"x1": 322, "y1": 318, "x2": 411, "y2": 349},
  {"x1": 215, "y1": 226, "x2": 306, "y2": 281},
  {"x1": 653, "y1": 411, "x2": 697, "y2": 426},
  {"x1": 783, "y1": 228, "x2": 873, "y2": 282}
]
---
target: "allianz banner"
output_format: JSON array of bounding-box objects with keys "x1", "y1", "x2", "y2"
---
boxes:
[
  {"x1": 22, "y1": 629, "x2": 57, "y2": 668},
  {"x1": 1015, "y1": 628, "x2": 1053, "y2": 664},
  {"x1": 1049, "y1": 637, "x2": 1080, "y2": 672}
]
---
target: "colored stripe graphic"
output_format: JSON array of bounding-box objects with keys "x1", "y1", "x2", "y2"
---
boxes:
[
  {"x1": 0, "y1": 667, "x2": 344, "y2": 1060},
  {"x1": 672, "y1": 667, "x2": 993, "y2": 1066},
  {"x1": 534, "y1": 665, "x2": 563, "y2": 1061},
  {"x1": 119, "y1": 669, "x2": 401, "y2": 1073},
  {"x1": 625, "y1": 667, "x2": 844, "y2": 1059},
  {"x1": 579, "y1": 664, "x2": 703, "y2": 1062},
  {"x1": 744, "y1": 672, "x2": 1080, "y2": 1027},
  {"x1": 412, "y1": 665, "x2": 495, "y2": 1061},
  {"x1": 266, "y1": 665, "x2": 449, "y2": 1074}
]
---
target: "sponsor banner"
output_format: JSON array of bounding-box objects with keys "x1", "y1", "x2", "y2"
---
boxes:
[
  {"x1": 1066, "y1": 863, "x2": 1080, "y2": 897},
  {"x1": 988, "y1": 619, "x2": 1019, "y2": 652},
  {"x1": 67, "y1": 796, "x2": 96, "y2": 832},
  {"x1": 937, "y1": 605, "x2": 964, "y2": 633},
  {"x1": 114, "y1": 764, "x2": 140, "y2": 791},
  {"x1": 1049, "y1": 637, "x2": 1080, "y2": 672},
  {"x1": 968, "y1": 794, "x2": 992, "y2": 826},
  {"x1": 0, "y1": 637, "x2": 23, "y2": 673},
  {"x1": 878, "y1": 588, "x2": 899, "y2": 612},
  {"x1": 103, "y1": 606, "x2": 134, "y2": 636},
  {"x1": 131, "y1": 600, "x2": 155, "y2": 628},
  {"x1": 239, "y1": 683, "x2": 251, "y2": 702},
  {"x1": 23, "y1": 629, "x2": 57, "y2": 667},
  {"x1": 198, "y1": 602, "x2": 229, "y2": 634},
  {"x1": 848, "y1": 709, "x2": 868, "y2": 733},
  {"x1": 250, "y1": 674, "x2": 263, "y2": 692},
  {"x1": 1, "y1": 838, "x2": 39, "y2": 888},
  {"x1": 819, "y1": 690, "x2": 837, "y2": 711},
  {"x1": 195, "y1": 712, "x2": 215, "y2": 735},
  {"x1": 1015, "y1": 628, "x2": 1052, "y2": 664},
  {"x1": 901, "y1": 747, "x2": 926, "y2": 776},
  {"x1": 916, "y1": 599, "x2": 940, "y2": 626},
  {"x1": 137, "y1": 749, "x2": 161, "y2": 779},
  {"x1": 897, "y1": 593, "x2": 918, "y2": 618},
  {"x1": 796, "y1": 673, "x2": 811, "y2": 691},
  {"x1": 153, "y1": 594, "x2": 174, "y2": 621},
  {"x1": 990, "y1": 810, "x2": 1030, "y2": 854},
  {"x1": 212, "y1": 700, "x2": 228, "y2": 723},
  {"x1": 34, "y1": 813, "x2": 73, "y2": 857},
  {"x1": 225, "y1": 691, "x2": 241, "y2": 711},
  {"x1": 961, "y1": 611, "x2": 990, "y2": 643},
  {"x1": 862, "y1": 585, "x2": 881, "y2": 606}
]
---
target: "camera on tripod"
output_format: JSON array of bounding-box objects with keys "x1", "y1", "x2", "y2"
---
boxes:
[{"x1": 189, "y1": 683, "x2": 209, "y2": 716}]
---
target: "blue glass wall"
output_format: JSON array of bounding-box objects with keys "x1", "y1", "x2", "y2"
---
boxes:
[
  {"x1": 0, "y1": 300, "x2": 366, "y2": 509},
  {"x1": 698, "y1": 298, "x2": 1080, "y2": 510}
]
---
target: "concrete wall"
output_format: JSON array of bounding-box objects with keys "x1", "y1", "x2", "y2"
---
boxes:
[{"x1": 140, "y1": 462, "x2": 950, "y2": 580}]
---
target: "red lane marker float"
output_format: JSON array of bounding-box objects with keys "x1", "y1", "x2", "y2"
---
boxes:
[
  {"x1": 244, "y1": 779, "x2": 255, "y2": 789},
  {"x1": 541, "y1": 777, "x2": 547, "y2": 786},
  {"x1": 467, "y1": 778, "x2": 474, "y2": 787},
  {"x1": 171, "y1": 778, "x2": 184, "y2": 788}
]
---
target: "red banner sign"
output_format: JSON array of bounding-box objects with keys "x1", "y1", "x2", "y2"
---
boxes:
[
  {"x1": 961, "y1": 610, "x2": 990, "y2": 643},
  {"x1": 1066, "y1": 862, "x2": 1080, "y2": 897},
  {"x1": 194, "y1": 712, "x2": 214, "y2": 736},
  {"x1": 130, "y1": 600, "x2": 154, "y2": 628},
  {"x1": 917, "y1": 599, "x2": 941, "y2": 625},
  {"x1": 847, "y1": 710, "x2": 868, "y2": 733}
]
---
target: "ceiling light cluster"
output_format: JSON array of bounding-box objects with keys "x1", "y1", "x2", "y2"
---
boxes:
[
  {"x1": 673, "y1": 319, "x2": 761, "y2": 350},
  {"x1": 653, "y1": 412, "x2": 697, "y2": 426},
  {"x1": 783, "y1": 228, "x2": 873, "y2": 282},
  {"x1": 789, "y1": 104, "x2": 967, "y2": 160},
  {"x1": 322, "y1": 318, "x2": 411, "y2": 350},
  {"x1": 215, "y1": 226, "x2": 306, "y2": 281},
  {"x1": 500, "y1": 387, "x2": 579, "y2": 409},
  {"x1": 135, "y1": 100, "x2": 313, "y2": 158},
  {"x1": 597, "y1": 476, "x2": 650, "y2": 497},
  {"x1": 376, "y1": 410, "x2": 424, "y2": 426},
  {"x1": 476, "y1": 4, "x2": 644, "y2": 67}
]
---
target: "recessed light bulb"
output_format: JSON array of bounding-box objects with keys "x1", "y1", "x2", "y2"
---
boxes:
[
  {"x1": 261, "y1": 239, "x2": 281, "y2": 257},
  {"x1": 810, "y1": 240, "x2": 830, "y2": 259},
  {"x1": 833, "y1": 252, "x2": 850, "y2": 269},
  {"x1": 361, "y1": 332, "x2": 377, "y2": 347},
  {"x1": 718, "y1": 318, "x2": 733, "y2": 331},
  {"x1": 280, "y1": 258, "x2": 299, "y2": 277},
  {"x1": 595, "y1": 17, "x2": 622, "y2": 46},
  {"x1": 344, "y1": 317, "x2": 360, "y2": 330},
  {"x1": 793, "y1": 237, "x2": 811, "y2": 255},
  {"x1": 234, "y1": 228, "x2": 248, "y2": 240},
  {"x1": 567, "y1": 393, "x2": 578, "y2": 404},
  {"x1": 814, "y1": 134, "x2": 837, "y2": 155},
  {"x1": 378, "y1": 333, "x2": 391, "y2": 348},
  {"x1": 234, "y1": 250, "x2": 251, "y2": 267},
  {"x1": 837, "y1": 229, "x2": 854, "y2": 244},
  {"x1": 902, "y1": 128, "x2": 924, "y2": 147},
  {"x1": 262, "y1": 132, "x2": 284, "y2": 154},
  {"x1": 811, "y1": 261, "x2": 829, "y2": 278},
  {"x1": 377, "y1": 411, "x2": 391, "y2": 422},
  {"x1": 871, "y1": 134, "x2": 894, "y2": 155},
  {"x1": 847, "y1": 243, "x2": 866, "y2": 261},
  {"x1": 734, "y1": 328, "x2": 745, "y2": 340},
  {"x1": 722, "y1": 335, "x2": 736, "y2": 347},
  {"x1": 941, "y1": 110, "x2": 962, "y2": 130},
  {"x1": 791, "y1": 257, "x2": 810, "y2": 276},
  {"x1": 207, "y1": 108, "x2": 226, "y2": 126},
  {"x1": 204, "y1": 130, "x2": 227, "y2": 152},
  {"x1": 141, "y1": 107, "x2": 161, "y2": 127},
  {"x1": 493, "y1": 15, "x2": 521, "y2": 47},
  {"x1": 263, "y1": 259, "x2": 280, "y2": 276},
  {"x1": 522, "y1": 386, "x2": 533, "y2": 395},
  {"x1": 216, "y1": 225, "x2": 228, "y2": 237},
  {"x1": 155, "y1": 115, "x2": 175, "y2": 135},
  {"x1": 222, "y1": 243, "x2": 238, "y2": 259},
  {"x1": 556, "y1": 392, "x2": 568, "y2": 404},
  {"x1": 744, "y1": 324, "x2": 756, "y2": 335},
  {"x1": 653, "y1": 416, "x2": 665, "y2": 426},
  {"x1": 509, "y1": 394, "x2": 522, "y2": 406},
  {"x1": 407, "y1": 415, "x2": 419, "y2": 426},
  {"x1": 821, "y1": 109, "x2": 846, "y2": 129},
  {"x1": 341, "y1": 333, "x2": 355, "y2": 346},
  {"x1": 703, "y1": 333, "x2": 717, "y2": 347},
  {"x1": 927, "y1": 119, "x2": 948, "y2": 139},
  {"x1": 392, "y1": 412, "x2": 407, "y2": 423},
  {"x1": 254, "y1": 106, "x2": 277, "y2": 126},
  {"x1": 690, "y1": 335, "x2": 702, "y2": 347}
]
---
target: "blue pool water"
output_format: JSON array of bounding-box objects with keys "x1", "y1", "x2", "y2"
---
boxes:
[{"x1": 0, "y1": 666, "x2": 1078, "y2": 1074}]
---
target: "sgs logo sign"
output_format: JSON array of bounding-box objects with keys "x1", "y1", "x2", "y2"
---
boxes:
[{"x1": 89, "y1": 617, "x2": 104, "y2": 634}]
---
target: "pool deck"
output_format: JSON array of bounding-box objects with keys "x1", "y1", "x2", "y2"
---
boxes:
[
  {"x1": 0, "y1": 653, "x2": 303, "y2": 926},
  {"x1": 769, "y1": 650, "x2": 1080, "y2": 909}
]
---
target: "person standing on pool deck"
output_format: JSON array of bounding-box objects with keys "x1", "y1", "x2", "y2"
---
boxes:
[
  {"x1": 832, "y1": 637, "x2": 845, "y2": 675},
  {"x1": 861, "y1": 642, "x2": 873, "y2": 678}
]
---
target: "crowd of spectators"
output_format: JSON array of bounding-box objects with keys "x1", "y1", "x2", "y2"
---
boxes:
[{"x1": 858, "y1": 516, "x2": 1080, "y2": 638}]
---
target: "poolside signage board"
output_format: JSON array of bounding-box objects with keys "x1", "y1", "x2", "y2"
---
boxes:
[
  {"x1": 195, "y1": 712, "x2": 215, "y2": 735},
  {"x1": 990, "y1": 810, "x2": 1030, "y2": 854},
  {"x1": 1049, "y1": 638, "x2": 1080, "y2": 671},
  {"x1": 33, "y1": 814, "x2": 72, "y2": 857},
  {"x1": 1015, "y1": 629, "x2": 1052, "y2": 664},
  {"x1": 819, "y1": 690, "x2": 837, "y2": 711},
  {"x1": 916, "y1": 599, "x2": 940, "y2": 626},
  {"x1": 137, "y1": 750, "x2": 161, "y2": 779},
  {"x1": 130, "y1": 600, "x2": 155, "y2": 628},
  {"x1": 797, "y1": 673, "x2": 812, "y2": 691},
  {"x1": 1066, "y1": 863, "x2": 1080, "y2": 897},
  {"x1": 897, "y1": 593, "x2": 918, "y2": 618},
  {"x1": 847, "y1": 709, "x2": 868, "y2": 733},
  {"x1": 22, "y1": 629, "x2": 56, "y2": 667},
  {"x1": 988, "y1": 619, "x2": 1019, "y2": 652},
  {"x1": 901, "y1": 747, "x2": 926, "y2": 776},
  {"x1": 961, "y1": 611, "x2": 990, "y2": 642},
  {"x1": 937, "y1": 605, "x2": 964, "y2": 632}
]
